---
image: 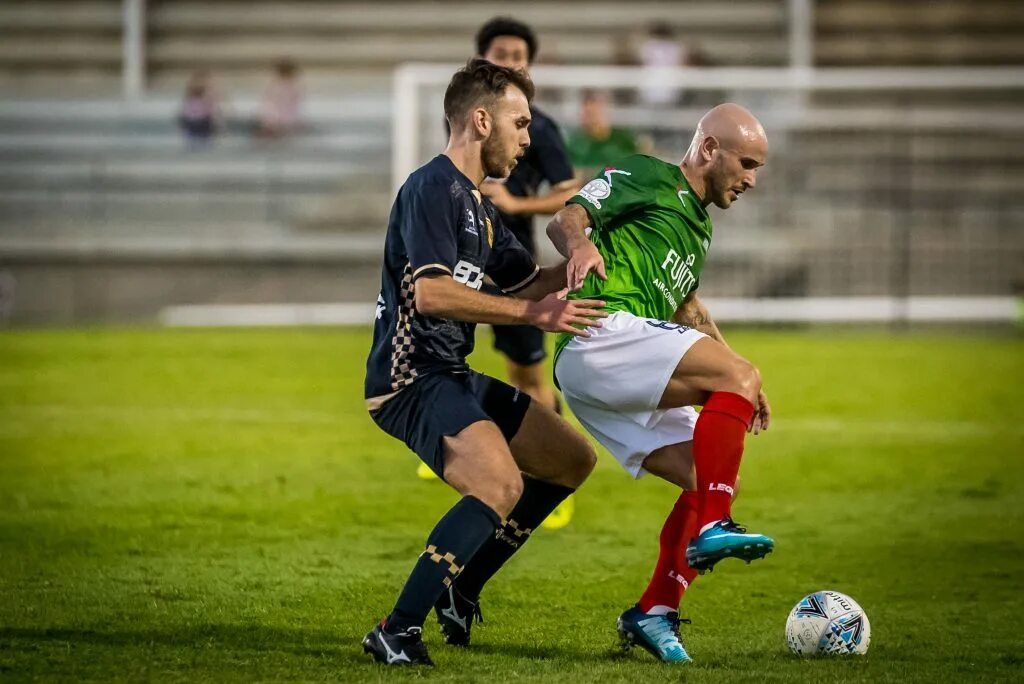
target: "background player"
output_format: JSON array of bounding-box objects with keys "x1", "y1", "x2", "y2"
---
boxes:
[
  {"x1": 546, "y1": 104, "x2": 774, "y2": 664},
  {"x1": 418, "y1": 17, "x2": 581, "y2": 530},
  {"x1": 362, "y1": 60, "x2": 603, "y2": 666},
  {"x1": 476, "y1": 17, "x2": 579, "y2": 413},
  {"x1": 475, "y1": 16, "x2": 581, "y2": 528}
]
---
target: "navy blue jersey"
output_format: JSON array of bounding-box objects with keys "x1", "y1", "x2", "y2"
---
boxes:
[
  {"x1": 365, "y1": 155, "x2": 540, "y2": 404},
  {"x1": 501, "y1": 105, "x2": 576, "y2": 251}
]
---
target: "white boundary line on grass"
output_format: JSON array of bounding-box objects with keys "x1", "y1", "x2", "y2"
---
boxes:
[{"x1": 159, "y1": 298, "x2": 1020, "y2": 327}]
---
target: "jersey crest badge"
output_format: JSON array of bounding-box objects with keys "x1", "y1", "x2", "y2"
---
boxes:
[{"x1": 577, "y1": 179, "x2": 611, "y2": 208}]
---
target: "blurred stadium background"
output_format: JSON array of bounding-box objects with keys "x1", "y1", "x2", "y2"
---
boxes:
[{"x1": 0, "y1": 0, "x2": 1021, "y2": 326}]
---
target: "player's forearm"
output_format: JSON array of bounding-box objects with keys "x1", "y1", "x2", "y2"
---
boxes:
[
  {"x1": 675, "y1": 294, "x2": 730, "y2": 348},
  {"x1": 546, "y1": 204, "x2": 592, "y2": 259},
  {"x1": 415, "y1": 276, "x2": 531, "y2": 326},
  {"x1": 514, "y1": 262, "x2": 568, "y2": 301},
  {"x1": 510, "y1": 186, "x2": 578, "y2": 216}
]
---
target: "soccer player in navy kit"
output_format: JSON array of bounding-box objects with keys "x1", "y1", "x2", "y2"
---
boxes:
[{"x1": 362, "y1": 60, "x2": 604, "y2": 666}]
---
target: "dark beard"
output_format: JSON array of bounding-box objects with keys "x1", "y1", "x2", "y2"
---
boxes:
[{"x1": 481, "y1": 134, "x2": 508, "y2": 179}]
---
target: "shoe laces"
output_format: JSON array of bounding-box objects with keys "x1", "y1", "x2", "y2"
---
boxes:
[
  {"x1": 642, "y1": 613, "x2": 689, "y2": 651},
  {"x1": 721, "y1": 517, "x2": 747, "y2": 533},
  {"x1": 667, "y1": 613, "x2": 691, "y2": 642}
]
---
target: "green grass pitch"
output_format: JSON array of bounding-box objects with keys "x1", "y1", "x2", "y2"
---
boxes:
[{"x1": 1, "y1": 326, "x2": 1022, "y2": 682}]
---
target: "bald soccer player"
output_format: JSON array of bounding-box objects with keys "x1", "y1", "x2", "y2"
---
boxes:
[{"x1": 545, "y1": 104, "x2": 774, "y2": 663}]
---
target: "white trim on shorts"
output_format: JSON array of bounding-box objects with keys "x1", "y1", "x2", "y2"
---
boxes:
[{"x1": 555, "y1": 310, "x2": 707, "y2": 478}]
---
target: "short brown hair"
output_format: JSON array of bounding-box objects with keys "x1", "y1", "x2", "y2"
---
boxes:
[{"x1": 443, "y1": 58, "x2": 534, "y2": 129}]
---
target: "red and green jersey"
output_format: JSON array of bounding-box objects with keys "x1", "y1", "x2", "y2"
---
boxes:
[{"x1": 555, "y1": 154, "x2": 713, "y2": 360}]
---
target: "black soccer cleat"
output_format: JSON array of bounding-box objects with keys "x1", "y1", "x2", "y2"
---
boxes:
[
  {"x1": 362, "y1": 620, "x2": 433, "y2": 666},
  {"x1": 434, "y1": 584, "x2": 483, "y2": 646}
]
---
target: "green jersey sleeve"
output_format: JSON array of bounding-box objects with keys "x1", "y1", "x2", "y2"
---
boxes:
[{"x1": 566, "y1": 154, "x2": 657, "y2": 231}]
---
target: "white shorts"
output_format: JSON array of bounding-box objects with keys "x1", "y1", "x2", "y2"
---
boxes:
[{"x1": 555, "y1": 311, "x2": 707, "y2": 479}]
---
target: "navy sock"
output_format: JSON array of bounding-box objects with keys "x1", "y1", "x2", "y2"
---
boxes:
[
  {"x1": 387, "y1": 495, "x2": 501, "y2": 632},
  {"x1": 454, "y1": 475, "x2": 574, "y2": 602}
]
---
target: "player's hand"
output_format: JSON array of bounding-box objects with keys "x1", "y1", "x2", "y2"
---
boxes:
[
  {"x1": 525, "y1": 288, "x2": 607, "y2": 336},
  {"x1": 749, "y1": 388, "x2": 771, "y2": 435},
  {"x1": 567, "y1": 241, "x2": 607, "y2": 291},
  {"x1": 480, "y1": 181, "x2": 521, "y2": 214}
]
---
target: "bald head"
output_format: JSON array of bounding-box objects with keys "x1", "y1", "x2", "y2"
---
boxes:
[
  {"x1": 682, "y1": 103, "x2": 768, "y2": 209},
  {"x1": 694, "y1": 103, "x2": 766, "y2": 153}
]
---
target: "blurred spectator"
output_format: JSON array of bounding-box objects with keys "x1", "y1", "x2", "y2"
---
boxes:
[
  {"x1": 177, "y1": 70, "x2": 223, "y2": 147},
  {"x1": 610, "y1": 32, "x2": 640, "y2": 105},
  {"x1": 0, "y1": 270, "x2": 15, "y2": 325},
  {"x1": 566, "y1": 90, "x2": 640, "y2": 177},
  {"x1": 257, "y1": 59, "x2": 304, "y2": 139},
  {"x1": 638, "y1": 21, "x2": 683, "y2": 107}
]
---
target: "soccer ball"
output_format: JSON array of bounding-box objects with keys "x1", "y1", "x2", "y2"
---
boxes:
[{"x1": 785, "y1": 590, "x2": 871, "y2": 655}]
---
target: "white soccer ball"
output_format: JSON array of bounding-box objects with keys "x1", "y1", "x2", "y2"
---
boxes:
[{"x1": 785, "y1": 590, "x2": 871, "y2": 656}]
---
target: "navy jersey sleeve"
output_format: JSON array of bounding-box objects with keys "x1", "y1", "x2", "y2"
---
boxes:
[
  {"x1": 533, "y1": 117, "x2": 576, "y2": 187},
  {"x1": 486, "y1": 214, "x2": 539, "y2": 293},
  {"x1": 401, "y1": 182, "x2": 459, "y2": 281}
]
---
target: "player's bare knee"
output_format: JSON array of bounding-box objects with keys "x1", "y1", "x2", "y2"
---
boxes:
[
  {"x1": 550, "y1": 437, "x2": 596, "y2": 488},
  {"x1": 727, "y1": 359, "x2": 761, "y2": 404},
  {"x1": 681, "y1": 465, "x2": 697, "y2": 492},
  {"x1": 495, "y1": 474, "x2": 525, "y2": 515},
  {"x1": 568, "y1": 428, "x2": 598, "y2": 476},
  {"x1": 471, "y1": 473, "x2": 522, "y2": 518},
  {"x1": 573, "y1": 440, "x2": 598, "y2": 482}
]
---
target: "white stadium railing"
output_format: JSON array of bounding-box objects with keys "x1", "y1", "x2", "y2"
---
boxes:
[{"x1": 393, "y1": 64, "x2": 1024, "y2": 190}]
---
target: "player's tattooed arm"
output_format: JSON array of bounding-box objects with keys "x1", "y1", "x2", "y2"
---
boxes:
[
  {"x1": 546, "y1": 204, "x2": 607, "y2": 291},
  {"x1": 674, "y1": 293, "x2": 728, "y2": 347},
  {"x1": 416, "y1": 274, "x2": 606, "y2": 336}
]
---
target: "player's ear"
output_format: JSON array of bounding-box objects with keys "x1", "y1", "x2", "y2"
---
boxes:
[
  {"x1": 701, "y1": 136, "x2": 719, "y2": 162},
  {"x1": 471, "y1": 107, "x2": 491, "y2": 138}
]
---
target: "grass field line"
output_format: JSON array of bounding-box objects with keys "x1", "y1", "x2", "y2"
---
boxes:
[{"x1": 2, "y1": 403, "x2": 1021, "y2": 438}]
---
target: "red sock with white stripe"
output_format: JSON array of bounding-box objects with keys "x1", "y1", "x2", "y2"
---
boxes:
[
  {"x1": 639, "y1": 490, "x2": 700, "y2": 613},
  {"x1": 693, "y1": 392, "x2": 756, "y2": 532}
]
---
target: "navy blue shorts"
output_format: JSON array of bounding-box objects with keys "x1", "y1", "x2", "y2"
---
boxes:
[
  {"x1": 492, "y1": 323, "x2": 547, "y2": 366},
  {"x1": 369, "y1": 371, "x2": 531, "y2": 479},
  {"x1": 481, "y1": 281, "x2": 546, "y2": 367}
]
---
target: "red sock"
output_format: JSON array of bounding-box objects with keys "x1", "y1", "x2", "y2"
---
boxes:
[
  {"x1": 694, "y1": 392, "x2": 755, "y2": 530},
  {"x1": 638, "y1": 490, "x2": 700, "y2": 613}
]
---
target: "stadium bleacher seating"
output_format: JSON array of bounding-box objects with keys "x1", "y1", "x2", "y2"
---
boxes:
[{"x1": 0, "y1": 0, "x2": 1021, "y2": 322}]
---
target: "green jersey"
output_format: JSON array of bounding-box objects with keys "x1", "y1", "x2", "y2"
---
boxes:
[{"x1": 555, "y1": 154, "x2": 713, "y2": 361}]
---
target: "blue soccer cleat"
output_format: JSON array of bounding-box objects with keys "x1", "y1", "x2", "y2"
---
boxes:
[
  {"x1": 616, "y1": 605, "x2": 692, "y2": 663},
  {"x1": 685, "y1": 517, "x2": 774, "y2": 573}
]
